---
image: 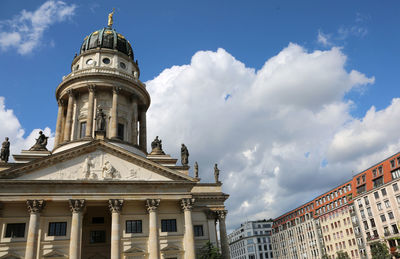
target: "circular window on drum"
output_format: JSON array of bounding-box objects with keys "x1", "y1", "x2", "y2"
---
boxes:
[
  {"x1": 119, "y1": 62, "x2": 126, "y2": 69},
  {"x1": 86, "y1": 59, "x2": 94, "y2": 65},
  {"x1": 102, "y1": 58, "x2": 111, "y2": 64}
]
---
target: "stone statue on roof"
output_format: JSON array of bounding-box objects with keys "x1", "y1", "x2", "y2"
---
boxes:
[
  {"x1": 29, "y1": 131, "x2": 48, "y2": 151},
  {"x1": 181, "y1": 144, "x2": 189, "y2": 166},
  {"x1": 108, "y1": 8, "x2": 115, "y2": 28},
  {"x1": 0, "y1": 137, "x2": 10, "y2": 163}
]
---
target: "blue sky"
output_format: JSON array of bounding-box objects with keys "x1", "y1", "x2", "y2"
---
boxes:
[{"x1": 1, "y1": 1, "x2": 400, "y2": 230}]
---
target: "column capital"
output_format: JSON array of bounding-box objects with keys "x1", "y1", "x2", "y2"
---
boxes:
[
  {"x1": 69, "y1": 199, "x2": 85, "y2": 213},
  {"x1": 206, "y1": 210, "x2": 217, "y2": 220},
  {"x1": 66, "y1": 89, "x2": 74, "y2": 97},
  {"x1": 109, "y1": 199, "x2": 123, "y2": 213},
  {"x1": 113, "y1": 86, "x2": 122, "y2": 94},
  {"x1": 181, "y1": 198, "x2": 195, "y2": 211},
  {"x1": 57, "y1": 98, "x2": 64, "y2": 106},
  {"x1": 27, "y1": 200, "x2": 46, "y2": 214},
  {"x1": 216, "y1": 210, "x2": 227, "y2": 220},
  {"x1": 146, "y1": 199, "x2": 160, "y2": 212},
  {"x1": 88, "y1": 84, "x2": 96, "y2": 92}
]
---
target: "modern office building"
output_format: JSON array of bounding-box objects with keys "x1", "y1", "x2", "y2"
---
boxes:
[{"x1": 228, "y1": 220, "x2": 273, "y2": 259}]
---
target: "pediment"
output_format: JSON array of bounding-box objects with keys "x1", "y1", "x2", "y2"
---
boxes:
[
  {"x1": 124, "y1": 246, "x2": 146, "y2": 255},
  {"x1": 43, "y1": 250, "x2": 67, "y2": 258},
  {"x1": 1, "y1": 140, "x2": 194, "y2": 182},
  {"x1": 0, "y1": 252, "x2": 21, "y2": 259}
]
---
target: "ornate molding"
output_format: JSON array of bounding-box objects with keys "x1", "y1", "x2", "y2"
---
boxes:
[
  {"x1": 146, "y1": 199, "x2": 160, "y2": 212},
  {"x1": 113, "y1": 86, "x2": 122, "y2": 94},
  {"x1": 205, "y1": 210, "x2": 217, "y2": 220},
  {"x1": 109, "y1": 199, "x2": 123, "y2": 213},
  {"x1": 69, "y1": 199, "x2": 85, "y2": 213},
  {"x1": 216, "y1": 210, "x2": 227, "y2": 220},
  {"x1": 27, "y1": 199, "x2": 46, "y2": 213},
  {"x1": 88, "y1": 84, "x2": 96, "y2": 92},
  {"x1": 57, "y1": 99, "x2": 64, "y2": 106},
  {"x1": 181, "y1": 198, "x2": 195, "y2": 211},
  {"x1": 66, "y1": 89, "x2": 74, "y2": 97}
]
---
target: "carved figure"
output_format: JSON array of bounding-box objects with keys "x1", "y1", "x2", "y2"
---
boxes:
[
  {"x1": 181, "y1": 144, "x2": 189, "y2": 166},
  {"x1": 150, "y1": 136, "x2": 165, "y2": 155},
  {"x1": 103, "y1": 161, "x2": 118, "y2": 179},
  {"x1": 214, "y1": 164, "x2": 220, "y2": 183},
  {"x1": 133, "y1": 71, "x2": 138, "y2": 79},
  {"x1": 108, "y1": 8, "x2": 115, "y2": 27},
  {"x1": 29, "y1": 131, "x2": 48, "y2": 151},
  {"x1": 194, "y1": 161, "x2": 199, "y2": 178},
  {"x1": 81, "y1": 156, "x2": 93, "y2": 179},
  {"x1": 0, "y1": 137, "x2": 10, "y2": 163},
  {"x1": 95, "y1": 108, "x2": 106, "y2": 131}
]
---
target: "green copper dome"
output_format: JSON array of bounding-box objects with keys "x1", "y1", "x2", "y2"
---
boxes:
[{"x1": 80, "y1": 27, "x2": 134, "y2": 60}]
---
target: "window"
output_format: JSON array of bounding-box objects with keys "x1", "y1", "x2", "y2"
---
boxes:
[
  {"x1": 364, "y1": 196, "x2": 369, "y2": 205},
  {"x1": 194, "y1": 225, "x2": 204, "y2": 237},
  {"x1": 379, "y1": 166, "x2": 383, "y2": 175},
  {"x1": 360, "y1": 210, "x2": 365, "y2": 218},
  {"x1": 388, "y1": 212, "x2": 394, "y2": 220},
  {"x1": 119, "y1": 62, "x2": 126, "y2": 69},
  {"x1": 357, "y1": 185, "x2": 366, "y2": 194},
  {"x1": 393, "y1": 183, "x2": 399, "y2": 192},
  {"x1": 48, "y1": 222, "x2": 67, "y2": 236},
  {"x1": 381, "y1": 188, "x2": 387, "y2": 196},
  {"x1": 398, "y1": 157, "x2": 400, "y2": 166},
  {"x1": 92, "y1": 217, "x2": 104, "y2": 224},
  {"x1": 397, "y1": 195, "x2": 400, "y2": 205},
  {"x1": 362, "y1": 174, "x2": 366, "y2": 182},
  {"x1": 392, "y1": 224, "x2": 399, "y2": 234},
  {"x1": 384, "y1": 200, "x2": 391, "y2": 208},
  {"x1": 377, "y1": 203, "x2": 382, "y2": 211},
  {"x1": 392, "y1": 169, "x2": 400, "y2": 179},
  {"x1": 380, "y1": 214, "x2": 387, "y2": 222},
  {"x1": 391, "y1": 160, "x2": 395, "y2": 168},
  {"x1": 102, "y1": 58, "x2": 111, "y2": 64},
  {"x1": 161, "y1": 219, "x2": 177, "y2": 232},
  {"x1": 374, "y1": 192, "x2": 380, "y2": 199},
  {"x1": 126, "y1": 220, "x2": 142, "y2": 233},
  {"x1": 117, "y1": 123, "x2": 124, "y2": 140},
  {"x1": 5, "y1": 223, "x2": 25, "y2": 238},
  {"x1": 367, "y1": 207, "x2": 372, "y2": 217},
  {"x1": 90, "y1": 230, "x2": 106, "y2": 243},
  {"x1": 80, "y1": 121, "x2": 86, "y2": 138},
  {"x1": 374, "y1": 177, "x2": 384, "y2": 188},
  {"x1": 373, "y1": 169, "x2": 377, "y2": 178},
  {"x1": 370, "y1": 219, "x2": 376, "y2": 228}
]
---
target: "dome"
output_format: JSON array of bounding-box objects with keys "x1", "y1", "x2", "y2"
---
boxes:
[{"x1": 80, "y1": 27, "x2": 134, "y2": 60}]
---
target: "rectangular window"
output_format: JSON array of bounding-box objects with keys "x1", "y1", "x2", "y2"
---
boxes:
[
  {"x1": 117, "y1": 123, "x2": 124, "y2": 140},
  {"x1": 380, "y1": 214, "x2": 387, "y2": 222},
  {"x1": 397, "y1": 195, "x2": 400, "y2": 205},
  {"x1": 362, "y1": 174, "x2": 366, "y2": 182},
  {"x1": 194, "y1": 225, "x2": 204, "y2": 236},
  {"x1": 384, "y1": 200, "x2": 390, "y2": 208},
  {"x1": 393, "y1": 183, "x2": 399, "y2": 192},
  {"x1": 126, "y1": 220, "x2": 142, "y2": 233},
  {"x1": 90, "y1": 230, "x2": 106, "y2": 243},
  {"x1": 161, "y1": 219, "x2": 177, "y2": 232},
  {"x1": 80, "y1": 121, "x2": 87, "y2": 138},
  {"x1": 391, "y1": 160, "x2": 395, "y2": 168},
  {"x1": 373, "y1": 177, "x2": 384, "y2": 188},
  {"x1": 392, "y1": 224, "x2": 399, "y2": 234},
  {"x1": 364, "y1": 196, "x2": 369, "y2": 205},
  {"x1": 374, "y1": 192, "x2": 380, "y2": 199},
  {"x1": 373, "y1": 169, "x2": 377, "y2": 178},
  {"x1": 5, "y1": 223, "x2": 25, "y2": 238},
  {"x1": 388, "y1": 212, "x2": 394, "y2": 220},
  {"x1": 392, "y1": 169, "x2": 400, "y2": 179},
  {"x1": 397, "y1": 156, "x2": 400, "y2": 166},
  {"x1": 370, "y1": 219, "x2": 376, "y2": 228},
  {"x1": 357, "y1": 185, "x2": 366, "y2": 194},
  {"x1": 377, "y1": 203, "x2": 382, "y2": 211},
  {"x1": 379, "y1": 166, "x2": 383, "y2": 175},
  {"x1": 48, "y1": 222, "x2": 67, "y2": 236}
]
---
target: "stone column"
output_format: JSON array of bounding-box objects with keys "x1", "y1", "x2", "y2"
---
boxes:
[
  {"x1": 131, "y1": 96, "x2": 138, "y2": 145},
  {"x1": 181, "y1": 199, "x2": 196, "y2": 259},
  {"x1": 110, "y1": 87, "x2": 120, "y2": 139},
  {"x1": 85, "y1": 85, "x2": 96, "y2": 138},
  {"x1": 139, "y1": 109, "x2": 147, "y2": 152},
  {"x1": 69, "y1": 199, "x2": 85, "y2": 259},
  {"x1": 54, "y1": 99, "x2": 65, "y2": 147},
  {"x1": 63, "y1": 90, "x2": 75, "y2": 142},
  {"x1": 146, "y1": 199, "x2": 160, "y2": 259},
  {"x1": 217, "y1": 210, "x2": 230, "y2": 259},
  {"x1": 109, "y1": 199, "x2": 123, "y2": 259},
  {"x1": 25, "y1": 200, "x2": 46, "y2": 259}
]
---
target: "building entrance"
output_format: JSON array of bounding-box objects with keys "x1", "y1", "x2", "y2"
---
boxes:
[{"x1": 81, "y1": 206, "x2": 112, "y2": 259}]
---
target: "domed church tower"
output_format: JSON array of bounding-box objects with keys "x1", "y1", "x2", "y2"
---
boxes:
[{"x1": 53, "y1": 22, "x2": 149, "y2": 155}]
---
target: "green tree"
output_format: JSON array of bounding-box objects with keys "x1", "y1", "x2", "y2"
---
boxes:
[
  {"x1": 371, "y1": 241, "x2": 391, "y2": 259},
  {"x1": 199, "y1": 241, "x2": 222, "y2": 259},
  {"x1": 336, "y1": 251, "x2": 350, "y2": 259}
]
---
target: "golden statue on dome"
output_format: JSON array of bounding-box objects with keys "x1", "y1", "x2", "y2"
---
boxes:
[{"x1": 108, "y1": 8, "x2": 115, "y2": 27}]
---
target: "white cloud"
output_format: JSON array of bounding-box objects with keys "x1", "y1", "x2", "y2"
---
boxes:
[
  {"x1": 143, "y1": 44, "x2": 400, "y2": 232},
  {"x1": 317, "y1": 30, "x2": 331, "y2": 46},
  {"x1": 0, "y1": 97, "x2": 54, "y2": 161},
  {"x1": 0, "y1": 1, "x2": 76, "y2": 55}
]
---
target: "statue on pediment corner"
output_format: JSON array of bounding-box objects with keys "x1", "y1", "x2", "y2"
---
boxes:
[
  {"x1": 1, "y1": 137, "x2": 10, "y2": 163},
  {"x1": 29, "y1": 131, "x2": 48, "y2": 151}
]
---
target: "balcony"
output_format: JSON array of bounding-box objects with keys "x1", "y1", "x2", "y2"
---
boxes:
[{"x1": 366, "y1": 236, "x2": 380, "y2": 242}]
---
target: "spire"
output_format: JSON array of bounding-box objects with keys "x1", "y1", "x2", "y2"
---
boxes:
[{"x1": 108, "y1": 8, "x2": 115, "y2": 28}]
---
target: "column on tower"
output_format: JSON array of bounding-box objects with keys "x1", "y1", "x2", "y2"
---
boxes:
[
  {"x1": 146, "y1": 199, "x2": 160, "y2": 259},
  {"x1": 25, "y1": 200, "x2": 46, "y2": 259},
  {"x1": 63, "y1": 90, "x2": 75, "y2": 142},
  {"x1": 130, "y1": 96, "x2": 138, "y2": 145},
  {"x1": 109, "y1": 199, "x2": 123, "y2": 259},
  {"x1": 110, "y1": 87, "x2": 120, "y2": 139},
  {"x1": 54, "y1": 99, "x2": 65, "y2": 147},
  {"x1": 217, "y1": 210, "x2": 230, "y2": 259},
  {"x1": 181, "y1": 198, "x2": 196, "y2": 259},
  {"x1": 139, "y1": 109, "x2": 147, "y2": 152},
  {"x1": 69, "y1": 199, "x2": 85, "y2": 259},
  {"x1": 85, "y1": 85, "x2": 96, "y2": 138},
  {"x1": 206, "y1": 210, "x2": 218, "y2": 246}
]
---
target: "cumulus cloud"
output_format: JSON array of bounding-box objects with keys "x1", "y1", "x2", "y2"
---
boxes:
[
  {"x1": 0, "y1": 1, "x2": 76, "y2": 55},
  {"x1": 143, "y1": 43, "x2": 400, "y2": 233},
  {"x1": 0, "y1": 97, "x2": 54, "y2": 161}
]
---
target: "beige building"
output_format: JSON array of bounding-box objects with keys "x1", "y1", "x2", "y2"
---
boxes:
[{"x1": 0, "y1": 21, "x2": 230, "y2": 259}]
